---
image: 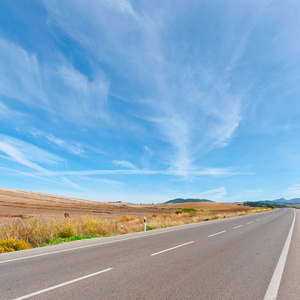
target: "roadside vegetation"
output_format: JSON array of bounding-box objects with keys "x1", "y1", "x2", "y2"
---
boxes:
[
  {"x1": 0, "y1": 208, "x2": 269, "y2": 253},
  {"x1": 244, "y1": 202, "x2": 284, "y2": 208}
]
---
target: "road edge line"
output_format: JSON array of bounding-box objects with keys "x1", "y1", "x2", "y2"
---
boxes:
[{"x1": 263, "y1": 210, "x2": 296, "y2": 300}]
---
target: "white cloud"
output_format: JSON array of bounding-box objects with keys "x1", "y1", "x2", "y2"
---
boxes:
[
  {"x1": 282, "y1": 184, "x2": 300, "y2": 199},
  {"x1": 0, "y1": 100, "x2": 25, "y2": 121},
  {"x1": 140, "y1": 146, "x2": 153, "y2": 169},
  {"x1": 12, "y1": 1, "x2": 276, "y2": 177},
  {"x1": 0, "y1": 134, "x2": 63, "y2": 173},
  {"x1": 45, "y1": 1, "x2": 244, "y2": 173},
  {"x1": 0, "y1": 165, "x2": 63, "y2": 184},
  {"x1": 0, "y1": 36, "x2": 110, "y2": 127},
  {"x1": 30, "y1": 130, "x2": 85, "y2": 155},
  {"x1": 112, "y1": 160, "x2": 136, "y2": 169},
  {"x1": 50, "y1": 63, "x2": 110, "y2": 125},
  {"x1": 192, "y1": 187, "x2": 227, "y2": 201},
  {"x1": 32, "y1": 167, "x2": 246, "y2": 177},
  {"x1": 78, "y1": 177, "x2": 125, "y2": 187},
  {"x1": 0, "y1": 37, "x2": 46, "y2": 107},
  {"x1": 60, "y1": 177, "x2": 82, "y2": 190}
]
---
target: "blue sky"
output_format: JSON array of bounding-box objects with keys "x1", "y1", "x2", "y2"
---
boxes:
[{"x1": 0, "y1": 0, "x2": 300, "y2": 203}]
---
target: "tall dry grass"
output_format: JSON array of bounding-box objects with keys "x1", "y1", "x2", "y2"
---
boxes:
[{"x1": 0, "y1": 208, "x2": 269, "y2": 251}]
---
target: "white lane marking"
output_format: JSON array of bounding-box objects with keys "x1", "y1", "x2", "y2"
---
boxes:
[
  {"x1": 208, "y1": 230, "x2": 226, "y2": 238},
  {"x1": 13, "y1": 268, "x2": 113, "y2": 300},
  {"x1": 264, "y1": 211, "x2": 296, "y2": 300},
  {"x1": 256, "y1": 219, "x2": 261, "y2": 221},
  {"x1": 233, "y1": 225, "x2": 243, "y2": 229},
  {"x1": 247, "y1": 221, "x2": 254, "y2": 225},
  {"x1": 151, "y1": 241, "x2": 194, "y2": 256}
]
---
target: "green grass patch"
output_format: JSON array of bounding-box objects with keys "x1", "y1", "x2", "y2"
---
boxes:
[
  {"x1": 146, "y1": 225, "x2": 158, "y2": 231},
  {"x1": 181, "y1": 208, "x2": 197, "y2": 212},
  {"x1": 176, "y1": 208, "x2": 197, "y2": 214},
  {"x1": 41, "y1": 235, "x2": 104, "y2": 247},
  {"x1": 161, "y1": 224, "x2": 175, "y2": 228},
  {"x1": 147, "y1": 224, "x2": 176, "y2": 231}
]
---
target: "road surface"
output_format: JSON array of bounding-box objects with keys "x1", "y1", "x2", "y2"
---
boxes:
[{"x1": 0, "y1": 208, "x2": 298, "y2": 299}]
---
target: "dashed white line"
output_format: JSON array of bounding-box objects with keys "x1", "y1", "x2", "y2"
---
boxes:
[
  {"x1": 208, "y1": 230, "x2": 226, "y2": 238},
  {"x1": 151, "y1": 241, "x2": 194, "y2": 256},
  {"x1": 264, "y1": 211, "x2": 296, "y2": 300},
  {"x1": 256, "y1": 219, "x2": 261, "y2": 221},
  {"x1": 247, "y1": 221, "x2": 253, "y2": 225},
  {"x1": 233, "y1": 225, "x2": 244, "y2": 229},
  {"x1": 13, "y1": 268, "x2": 113, "y2": 300}
]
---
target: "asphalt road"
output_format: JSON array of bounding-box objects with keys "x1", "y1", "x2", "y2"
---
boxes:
[{"x1": 0, "y1": 208, "x2": 298, "y2": 300}]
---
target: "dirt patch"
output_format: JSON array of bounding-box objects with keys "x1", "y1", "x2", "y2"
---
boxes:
[{"x1": 0, "y1": 214, "x2": 33, "y2": 219}]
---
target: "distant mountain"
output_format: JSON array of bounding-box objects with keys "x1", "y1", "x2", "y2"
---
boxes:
[
  {"x1": 163, "y1": 198, "x2": 214, "y2": 204},
  {"x1": 257, "y1": 198, "x2": 300, "y2": 205},
  {"x1": 163, "y1": 197, "x2": 299, "y2": 205}
]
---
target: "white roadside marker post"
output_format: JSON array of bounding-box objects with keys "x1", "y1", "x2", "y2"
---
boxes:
[{"x1": 144, "y1": 216, "x2": 146, "y2": 231}]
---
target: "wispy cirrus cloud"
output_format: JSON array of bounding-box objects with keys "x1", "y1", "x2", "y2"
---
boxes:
[
  {"x1": 0, "y1": 37, "x2": 46, "y2": 108},
  {"x1": 0, "y1": 134, "x2": 63, "y2": 173},
  {"x1": 112, "y1": 160, "x2": 136, "y2": 169},
  {"x1": 46, "y1": 62, "x2": 110, "y2": 125},
  {"x1": 0, "y1": 100, "x2": 25, "y2": 121},
  {"x1": 192, "y1": 187, "x2": 227, "y2": 201},
  {"x1": 44, "y1": 0, "x2": 246, "y2": 174},
  {"x1": 0, "y1": 36, "x2": 110, "y2": 128},
  {"x1": 282, "y1": 184, "x2": 300, "y2": 199},
  {"x1": 29, "y1": 130, "x2": 85, "y2": 155},
  {"x1": 32, "y1": 167, "x2": 247, "y2": 177}
]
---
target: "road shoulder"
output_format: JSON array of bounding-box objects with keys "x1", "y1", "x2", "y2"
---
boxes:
[{"x1": 277, "y1": 209, "x2": 300, "y2": 300}]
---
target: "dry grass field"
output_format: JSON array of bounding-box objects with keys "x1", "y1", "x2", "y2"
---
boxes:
[
  {"x1": 0, "y1": 188, "x2": 268, "y2": 251},
  {"x1": 0, "y1": 188, "x2": 171, "y2": 220}
]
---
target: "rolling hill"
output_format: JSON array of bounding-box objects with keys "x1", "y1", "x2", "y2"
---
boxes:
[{"x1": 163, "y1": 198, "x2": 214, "y2": 204}]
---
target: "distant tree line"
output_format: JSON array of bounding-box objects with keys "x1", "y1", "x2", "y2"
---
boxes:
[{"x1": 244, "y1": 202, "x2": 288, "y2": 208}]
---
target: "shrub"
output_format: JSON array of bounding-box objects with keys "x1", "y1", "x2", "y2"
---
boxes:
[
  {"x1": 119, "y1": 216, "x2": 134, "y2": 223},
  {"x1": 181, "y1": 208, "x2": 197, "y2": 213},
  {"x1": 176, "y1": 208, "x2": 197, "y2": 214},
  {"x1": 56, "y1": 219, "x2": 75, "y2": 238},
  {"x1": 0, "y1": 238, "x2": 31, "y2": 253}
]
